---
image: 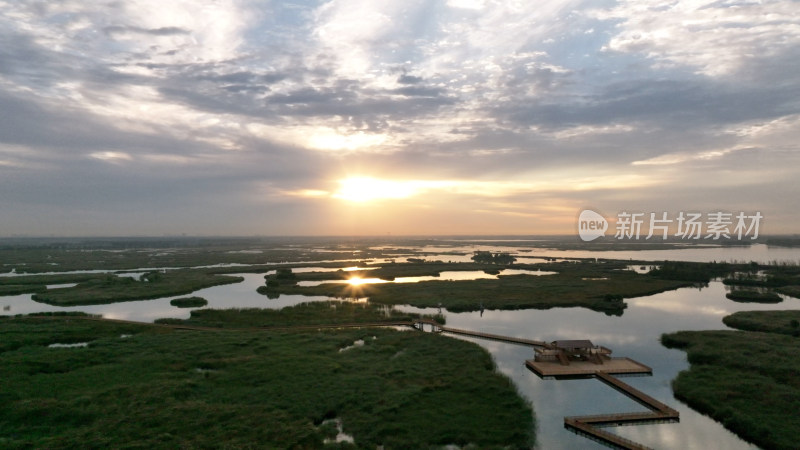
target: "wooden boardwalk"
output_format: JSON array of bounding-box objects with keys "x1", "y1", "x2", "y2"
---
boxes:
[
  {"x1": 596, "y1": 371, "x2": 678, "y2": 417},
  {"x1": 563, "y1": 418, "x2": 653, "y2": 450},
  {"x1": 525, "y1": 357, "x2": 652, "y2": 378},
  {"x1": 412, "y1": 320, "x2": 680, "y2": 449},
  {"x1": 413, "y1": 319, "x2": 551, "y2": 348},
  {"x1": 562, "y1": 371, "x2": 679, "y2": 450},
  {"x1": 439, "y1": 325, "x2": 549, "y2": 347}
]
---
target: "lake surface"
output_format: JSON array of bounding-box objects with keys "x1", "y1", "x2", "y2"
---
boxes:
[
  {"x1": 296, "y1": 269, "x2": 555, "y2": 286},
  {"x1": 0, "y1": 273, "x2": 339, "y2": 322},
  {"x1": 398, "y1": 280, "x2": 800, "y2": 449},
  {"x1": 416, "y1": 243, "x2": 800, "y2": 264},
  {"x1": 3, "y1": 244, "x2": 800, "y2": 449}
]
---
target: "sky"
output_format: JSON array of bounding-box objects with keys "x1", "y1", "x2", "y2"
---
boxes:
[{"x1": 1, "y1": 0, "x2": 798, "y2": 237}]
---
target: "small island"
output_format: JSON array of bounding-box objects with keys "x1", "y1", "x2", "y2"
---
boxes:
[
  {"x1": 169, "y1": 296, "x2": 209, "y2": 308},
  {"x1": 725, "y1": 290, "x2": 782, "y2": 303},
  {"x1": 662, "y1": 310, "x2": 800, "y2": 450}
]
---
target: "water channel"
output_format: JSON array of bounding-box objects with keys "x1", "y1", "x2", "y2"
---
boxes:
[{"x1": 3, "y1": 244, "x2": 799, "y2": 449}]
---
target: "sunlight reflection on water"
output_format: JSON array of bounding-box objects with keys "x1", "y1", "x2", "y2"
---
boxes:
[{"x1": 296, "y1": 269, "x2": 556, "y2": 287}]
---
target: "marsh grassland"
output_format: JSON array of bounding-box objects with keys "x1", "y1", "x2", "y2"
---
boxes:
[
  {"x1": 3, "y1": 238, "x2": 800, "y2": 449},
  {"x1": 0, "y1": 312, "x2": 533, "y2": 449},
  {"x1": 261, "y1": 260, "x2": 693, "y2": 315},
  {"x1": 662, "y1": 311, "x2": 800, "y2": 450}
]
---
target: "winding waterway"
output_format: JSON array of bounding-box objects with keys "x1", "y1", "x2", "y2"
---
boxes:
[
  {"x1": 3, "y1": 243, "x2": 800, "y2": 449},
  {"x1": 399, "y1": 281, "x2": 799, "y2": 449}
]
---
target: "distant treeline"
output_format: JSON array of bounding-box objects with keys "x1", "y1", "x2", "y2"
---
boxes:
[
  {"x1": 648, "y1": 261, "x2": 735, "y2": 283},
  {"x1": 766, "y1": 236, "x2": 800, "y2": 247},
  {"x1": 650, "y1": 261, "x2": 800, "y2": 286},
  {"x1": 471, "y1": 251, "x2": 516, "y2": 265}
]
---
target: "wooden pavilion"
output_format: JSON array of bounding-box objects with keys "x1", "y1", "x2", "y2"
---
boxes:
[{"x1": 534, "y1": 339, "x2": 612, "y2": 366}]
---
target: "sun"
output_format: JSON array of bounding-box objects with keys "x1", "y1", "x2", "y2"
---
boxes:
[
  {"x1": 347, "y1": 276, "x2": 366, "y2": 286},
  {"x1": 346, "y1": 276, "x2": 387, "y2": 286},
  {"x1": 333, "y1": 177, "x2": 418, "y2": 203}
]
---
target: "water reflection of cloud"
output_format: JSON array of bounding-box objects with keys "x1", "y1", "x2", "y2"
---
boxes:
[
  {"x1": 615, "y1": 422, "x2": 686, "y2": 450},
  {"x1": 698, "y1": 306, "x2": 729, "y2": 317},
  {"x1": 628, "y1": 298, "x2": 729, "y2": 316},
  {"x1": 546, "y1": 329, "x2": 640, "y2": 346},
  {"x1": 615, "y1": 406, "x2": 760, "y2": 450}
]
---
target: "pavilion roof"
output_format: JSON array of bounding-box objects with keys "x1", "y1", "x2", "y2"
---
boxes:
[{"x1": 552, "y1": 339, "x2": 594, "y2": 350}]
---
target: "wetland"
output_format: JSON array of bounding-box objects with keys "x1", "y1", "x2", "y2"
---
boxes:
[{"x1": 2, "y1": 236, "x2": 800, "y2": 449}]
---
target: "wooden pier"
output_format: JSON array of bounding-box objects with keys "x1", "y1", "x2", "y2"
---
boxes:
[
  {"x1": 439, "y1": 325, "x2": 549, "y2": 347},
  {"x1": 415, "y1": 319, "x2": 679, "y2": 450},
  {"x1": 413, "y1": 319, "x2": 550, "y2": 347},
  {"x1": 525, "y1": 357, "x2": 652, "y2": 378},
  {"x1": 561, "y1": 372, "x2": 679, "y2": 450},
  {"x1": 595, "y1": 371, "x2": 678, "y2": 417},
  {"x1": 563, "y1": 417, "x2": 653, "y2": 450}
]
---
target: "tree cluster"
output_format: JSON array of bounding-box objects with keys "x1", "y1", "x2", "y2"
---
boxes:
[{"x1": 471, "y1": 251, "x2": 516, "y2": 265}]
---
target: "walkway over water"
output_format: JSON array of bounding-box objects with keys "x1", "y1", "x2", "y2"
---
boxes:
[
  {"x1": 410, "y1": 319, "x2": 679, "y2": 450},
  {"x1": 412, "y1": 319, "x2": 550, "y2": 347},
  {"x1": 562, "y1": 372, "x2": 680, "y2": 450}
]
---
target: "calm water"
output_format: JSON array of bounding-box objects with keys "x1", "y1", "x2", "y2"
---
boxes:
[
  {"x1": 0, "y1": 273, "x2": 337, "y2": 321},
  {"x1": 4, "y1": 243, "x2": 800, "y2": 449},
  {"x1": 297, "y1": 269, "x2": 555, "y2": 286},
  {"x1": 398, "y1": 280, "x2": 800, "y2": 450},
  {"x1": 418, "y1": 243, "x2": 800, "y2": 264}
]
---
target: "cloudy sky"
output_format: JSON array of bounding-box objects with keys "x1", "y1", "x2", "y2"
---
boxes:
[{"x1": 1, "y1": 0, "x2": 798, "y2": 236}]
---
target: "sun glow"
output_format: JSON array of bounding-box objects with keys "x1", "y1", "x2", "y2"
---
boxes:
[
  {"x1": 347, "y1": 276, "x2": 365, "y2": 286},
  {"x1": 308, "y1": 130, "x2": 387, "y2": 151},
  {"x1": 333, "y1": 177, "x2": 420, "y2": 202},
  {"x1": 346, "y1": 277, "x2": 387, "y2": 286}
]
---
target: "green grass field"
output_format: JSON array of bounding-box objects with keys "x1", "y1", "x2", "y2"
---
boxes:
[
  {"x1": 0, "y1": 236, "x2": 724, "y2": 274},
  {"x1": 157, "y1": 301, "x2": 444, "y2": 328},
  {"x1": 724, "y1": 290, "x2": 783, "y2": 303},
  {"x1": 662, "y1": 314, "x2": 800, "y2": 450},
  {"x1": 0, "y1": 238, "x2": 373, "y2": 273},
  {"x1": 262, "y1": 261, "x2": 691, "y2": 315},
  {"x1": 30, "y1": 271, "x2": 243, "y2": 306},
  {"x1": 776, "y1": 285, "x2": 800, "y2": 298},
  {"x1": 723, "y1": 310, "x2": 800, "y2": 336},
  {"x1": 0, "y1": 314, "x2": 534, "y2": 449}
]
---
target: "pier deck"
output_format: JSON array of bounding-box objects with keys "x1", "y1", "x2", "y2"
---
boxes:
[{"x1": 525, "y1": 357, "x2": 652, "y2": 378}]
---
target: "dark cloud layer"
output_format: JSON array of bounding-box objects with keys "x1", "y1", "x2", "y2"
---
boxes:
[{"x1": 103, "y1": 25, "x2": 191, "y2": 38}]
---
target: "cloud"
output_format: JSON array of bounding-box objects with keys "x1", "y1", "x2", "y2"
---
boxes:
[
  {"x1": 599, "y1": 0, "x2": 800, "y2": 77},
  {"x1": 397, "y1": 74, "x2": 424, "y2": 84},
  {"x1": 103, "y1": 25, "x2": 191, "y2": 38},
  {"x1": 447, "y1": 0, "x2": 486, "y2": 10},
  {"x1": 0, "y1": 0, "x2": 797, "y2": 235},
  {"x1": 632, "y1": 147, "x2": 753, "y2": 166},
  {"x1": 89, "y1": 151, "x2": 134, "y2": 163}
]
